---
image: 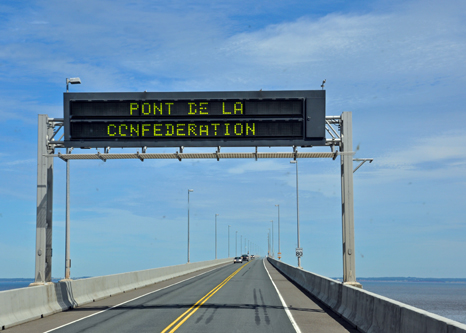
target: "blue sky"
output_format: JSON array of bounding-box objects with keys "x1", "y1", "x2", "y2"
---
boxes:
[{"x1": 0, "y1": 0, "x2": 465, "y2": 279}]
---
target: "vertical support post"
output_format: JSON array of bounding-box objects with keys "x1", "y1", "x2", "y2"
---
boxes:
[
  {"x1": 187, "y1": 190, "x2": 190, "y2": 263},
  {"x1": 340, "y1": 112, "x2": 361, "y2": 287},
  {"x1": 33, "y1": 115, "x2": 54, "y2": 284},
  {"x1": 215, "y1": 214, "x2": 218, "y2": 259}
]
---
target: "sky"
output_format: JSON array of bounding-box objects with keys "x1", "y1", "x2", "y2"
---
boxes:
[{"x1": 0, "y1": 0, "x2": 465, "y2": 279}]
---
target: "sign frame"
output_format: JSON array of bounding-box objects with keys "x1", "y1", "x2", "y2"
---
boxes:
[{"x1": 63, "y1": 90, "x2": 326, "y2": 148}]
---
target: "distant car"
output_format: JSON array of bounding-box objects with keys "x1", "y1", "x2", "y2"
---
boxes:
[
  {"x1": 250, "y1": 255, "x2": 255, "y2": 260},
  {"x1": 241, "y1": 254, "x2": 249, "y2": 262},
  {"x1": 233, "y1": 257, "x2": 243, "y2": 264}
]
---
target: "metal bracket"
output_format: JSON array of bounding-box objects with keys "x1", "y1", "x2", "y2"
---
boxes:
[
  {"x1": 57, "y1": 152, "x2": 67, "y2": 162},
  {"x1": 338, "y1": 151, "x2": 355, "y2": 156},
  {"x1": 142, "y1": 146, "x2": 147, "y2": 154},
  {"x1": 353, "y1": 158, "x2": 374, "y2": 173},
  {"x1": 254, "y1": 147, "x2": 258, "y2": 161},
  {"x1": 104, "y1": 147, "x2": 111, "y2": 154},
  {"x1": 136, "y1": 151, "x2": 144, "y2": 162},
  {"x1": 49, "y1": 124, "x2": 63, "y2": 142},
  {"x1": 215, "y1": 146, "x2": 221, "y2": 161},
  {"x1": 97, "y1": 151, "x2": 107, "y2": 162},
  {"x1": 293, "y1": 146, "x2": 298, "y2": 161},
  {"x1": 175, "y1": 151, "x2": 182, "y2": 162}
]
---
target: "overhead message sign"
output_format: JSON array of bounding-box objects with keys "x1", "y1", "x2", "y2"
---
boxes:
[{"x1": 63, "y1": 90, "x2": 325, "y2": 148}]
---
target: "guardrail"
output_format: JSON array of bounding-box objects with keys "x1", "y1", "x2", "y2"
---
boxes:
[
  {"x1": 0, "y1": 258, "x2": 232, "y2": 330},
  {"x1": 268, "y1": 258, "x2": 466, "y2": 333}
]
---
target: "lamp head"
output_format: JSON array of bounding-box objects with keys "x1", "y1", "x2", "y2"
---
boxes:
[{"x1": 66, "y1": 77, "x2": 81, "y2": 85}]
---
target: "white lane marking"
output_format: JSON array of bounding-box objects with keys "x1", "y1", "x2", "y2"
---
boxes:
[
  {"x1": 263, "y1": 258, "x2": 302, "y2": 333},
  {"x1": 44, "y1": 264, "x2": 231, "y2": 333}
]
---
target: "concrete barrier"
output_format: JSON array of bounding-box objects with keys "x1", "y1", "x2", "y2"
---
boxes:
[
  {"x1": 0, "y1": 258, "x2": 232, "y2": 330},
  {"x1": 268, "y1": 258, "x2": 466, "y2": 333}
]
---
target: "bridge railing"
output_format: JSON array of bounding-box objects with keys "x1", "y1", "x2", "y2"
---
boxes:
[
  {"x1": 268, "y1": 258, "x2": 466, "y2": 333},
  {"x1": 0, "y1": 258, "x2": 232, "y2": 330}
]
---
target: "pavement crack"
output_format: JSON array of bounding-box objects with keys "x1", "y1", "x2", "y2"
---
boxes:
[
  {"x1": 205, "y1": 306, "x2": 218, "y2": 324},
  {"x1": 259, "y1": 289, "x2": 270, "y2": 325},
  {"x1": 195, "y1": 307, "x2": 209, "y2": 324},
  {"x1": 254, "y1": 288, "x2": 261, "y2": 325}
]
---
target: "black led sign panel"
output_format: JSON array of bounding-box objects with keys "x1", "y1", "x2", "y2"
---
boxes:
[{"x1": 63, "y1": 90, "x2": 325, "y2": 148}]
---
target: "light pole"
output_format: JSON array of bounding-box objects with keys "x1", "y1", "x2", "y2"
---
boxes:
[
  {"x1": 290, "y1": 160, "x2": 301, "y2": 268},
  {"x1": 63, "y1": 77, "x2": 81, "y2": 281},
  {"x1": 63, "y1": 147, "x2": 72, "y2": 280},
  {"x1": 275, "y1": 204, "x2": 281, "y2": 260},
  {"x1": 268, "y1": 229, "x2": 271, "y2": 256},
  {"x1": 236, "y1": 231, "x2": 238, "y2": 256},
  {"x1": 187, "y1": 189, "x2": 194, "y2": 263},
  {"x1": 215, "y1": 214, "x2": 219, "y2": 259},
  {"x1": 240, "y1": 235, "x2": 242, "y2": 255},
  {"x1": 228, "y1": 225, "x2": 231, "y2": 257},
  {"x1": 270, "y1": 220, "x2": 274, "y2": 258}
]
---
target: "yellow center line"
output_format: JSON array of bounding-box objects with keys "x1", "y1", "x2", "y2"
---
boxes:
[
  {"x1": 160, "y1": 265, "x2": 242, "y2": 333},
  {"x1": 161, "y1": 261, "x2": 250, "y2": 333}
]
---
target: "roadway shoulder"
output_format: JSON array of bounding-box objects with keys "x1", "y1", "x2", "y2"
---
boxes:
[{"x1": 264, "y1": 259, "x2": 358, "y2": 333}]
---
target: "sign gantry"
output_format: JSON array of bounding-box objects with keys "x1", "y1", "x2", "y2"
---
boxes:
[{"x1": 34, "y1": 90, "x2": 361, "y2": 288}]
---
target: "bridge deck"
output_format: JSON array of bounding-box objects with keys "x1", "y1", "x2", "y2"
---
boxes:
[{"x1": 5, "y1": 259, "x2": 356, "y2": 333}]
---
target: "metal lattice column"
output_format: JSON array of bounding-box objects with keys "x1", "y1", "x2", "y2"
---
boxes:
[
  {"x1": 33, "y1": 114, "x2": 54, "y2": 284},
  {"x1": 340, "y1": 112, "x2": 361, "y2": 287}
]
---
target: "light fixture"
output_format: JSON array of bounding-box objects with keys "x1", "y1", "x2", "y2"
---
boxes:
[{"x1": 66, "y1": 77, "x2": 81, "y2": 92}]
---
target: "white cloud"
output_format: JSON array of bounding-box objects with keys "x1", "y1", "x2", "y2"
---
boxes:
[
  {"x1": 360, "y1": 131, "x2": 466, "y2": 184},
  {"x1": 0, "y1": 158, "x2": 35, "y2": 167},
  {"x1": 377, "y1": 132, "x2": 466, "y2": 168},
  {"x1": 0, "y1": 95, "x2": 62, "y2": 123},
  {"x1": 227, "y1": 160, "x2": 288, "y2": 174},
  {"x1": 1, "y1": 0, "x2": 464, "y2": 97}
]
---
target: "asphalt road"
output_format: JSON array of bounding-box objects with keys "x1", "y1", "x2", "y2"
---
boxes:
[
  {"x1": 42, "y1": 259, "x2": 295, "y2": 333},
  {"x1": 7, "y1": 258, "x2": 357, "y2": 333}
]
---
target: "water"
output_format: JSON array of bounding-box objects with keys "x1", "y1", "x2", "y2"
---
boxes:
[
  {"x1": 0, "y1": 279, "x2": 34, "y2": 291},
  {"x1": 0, "y1": 278, "x2": 61, "y2": 291},
  {"x1": 362, "y1": 281, "x2": 466, "y2": 325}
]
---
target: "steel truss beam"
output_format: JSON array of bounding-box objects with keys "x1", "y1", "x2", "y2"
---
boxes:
[{"x1": 53, "y1": 151, "x2": 337, "y2": 160}]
